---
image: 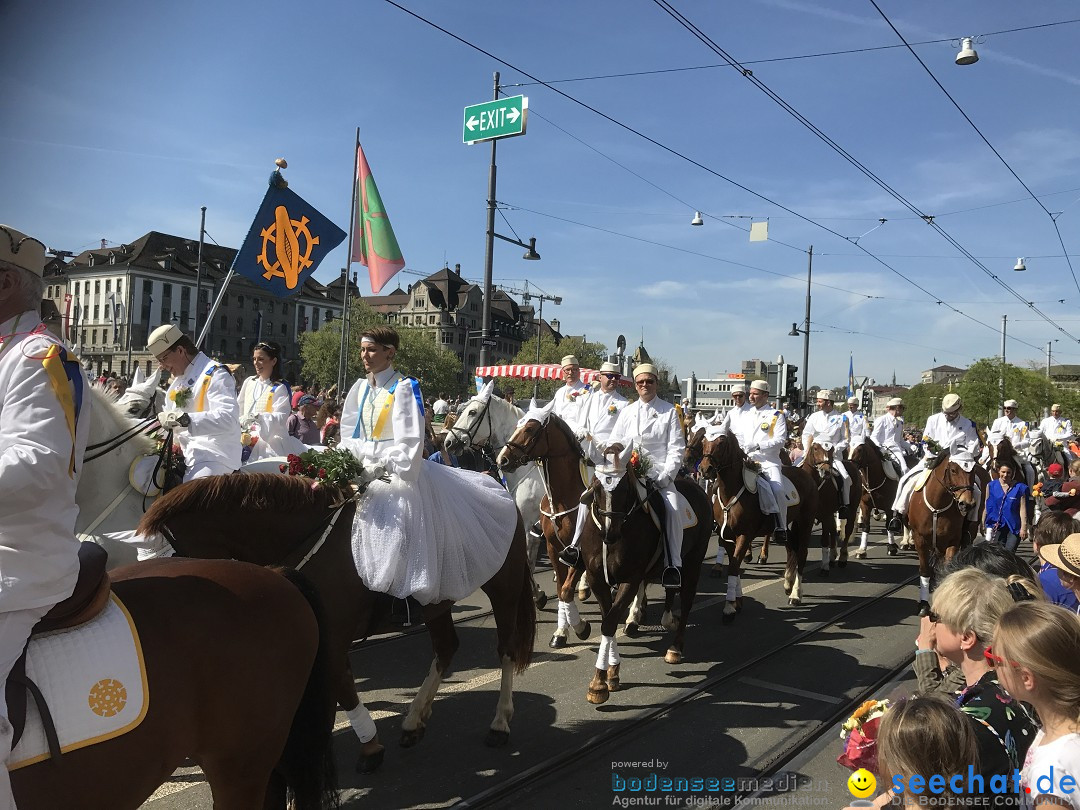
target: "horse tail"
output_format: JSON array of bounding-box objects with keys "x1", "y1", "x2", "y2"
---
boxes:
[
  {"x1": 511, "y1": 521, "x2": 537, "y2": 674},
  {"x1": 274, "y1": 567, "x2": 340, "y2": 810}
]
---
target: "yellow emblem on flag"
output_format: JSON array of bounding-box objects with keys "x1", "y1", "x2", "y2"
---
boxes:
[{"x1": 257, "y1": 205, "x2": 320, "y2": 290}]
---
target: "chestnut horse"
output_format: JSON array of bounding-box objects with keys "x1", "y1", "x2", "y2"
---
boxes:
[
  {"x1": 906, "y1": 453, "x2": 979, "y2": 616},
  {"x1": 849, "y1": 439, "x2": 901, "y2": 558},
  {"x1": 12, "y1": 557, "x2": 336, "y2": 810},
  {"x1": 697, "y1": 428, "x2": 819, "y2": 609},
  {"x1": 496, "y1": 413, "x2": 592, "y2": 650},
  {"x1": 138, "y1": 473, "x2": 536, "y2": 754},
  {"x1": 802, "y1": 443, "x2": 865, "y2": 574}
]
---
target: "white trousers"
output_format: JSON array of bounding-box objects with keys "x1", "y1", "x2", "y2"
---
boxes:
[
  {"x1": 881, "y1": 445, "x2": 909, "y2": 475},
  {"x1": 185, "y1": 460, "x2": 238, "y2": 482},
  {"x1": 568, "y1": 484, "x2": 682, "y2": 567},
  {"x1": 831, "y1": 456, "x2": 851, "y2": 504},
  {"x1": 1, "y1": 604, "x2": 53, "y2": 809},
  {"x1": 758, "y1": 461, "x2": 787, "y2": 528}
]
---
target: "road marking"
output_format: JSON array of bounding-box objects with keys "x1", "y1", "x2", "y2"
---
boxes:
[{"x1": 737, "y1": 677, "x2": 844, "y2": 705}]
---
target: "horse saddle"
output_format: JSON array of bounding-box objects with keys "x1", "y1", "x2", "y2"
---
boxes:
[
  {"x1": 634, "y1": 480, "x2": 698, "y2": 533},
  {"x1": 7, "y1": 542, "x2": 111, "y2": 763},
  {"x1": 741, "y1": 465, "x2": 760, "y2": 494},
  {"x1": 779, "y1": 475, "x2": 801, "y2": 506},
  {"x1": 912, "y1": 467, "x2": 934, "y2": 492},
  {"x1": 881, "y1": 457, "x2": 900, "y2": 481},
  {"x1": 128, "y1": 454, "x2": 164, "y2": 497}
]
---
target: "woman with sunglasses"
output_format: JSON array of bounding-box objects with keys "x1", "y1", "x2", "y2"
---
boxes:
[
  {"x1": 993, "y1": 601, "x2": 1080, "y2": 807},
  {"x1": 926, "y1": 568, "x2": 1038, "y2": 802},
  {"x1": 237, "y1": 341, "x2": 301, "y2": 462}
]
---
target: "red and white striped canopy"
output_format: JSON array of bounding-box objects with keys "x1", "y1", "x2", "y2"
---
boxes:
[{"x1": 475, "y1": 364, "x2": 631, "y2": 386}]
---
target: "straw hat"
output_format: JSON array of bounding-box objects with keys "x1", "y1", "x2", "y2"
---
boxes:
[
  {"x1": 1003, "y1": 399, "x2": 1020, "y2": 409},
  {"x1": 887, "y1": 397, "x2": 904, "y2": 408},
  {"x1": 817, "y1": 390, "x2": 834, "y2": 402},
  {"x1": 147, "y1": 324, "x2": 185, "y2": 357},
  {"x1": 730, "y1": 383, "x2": 746, "y2": 395},
  {"x1": 633, "y1": 363, "x2": 658, "y2": 380},
  {"x1": 749, "y1": 379, "x2": 769, "y2": 393},
  {"x1": 941, "y1": 393, "x2": 962, "y2": 413},
  {"x1": 598, "y1": 361, "x2": 619, "y2": 374},
  {"x1": 560, "y1": 355, "x2": 580, "y2": 368},
  {"x1": 1040, "y1": 533, "x2": 1080, "y2": 578},
  {"x1": 0, "y1": 225, "x2": 46, "y2": 277}
]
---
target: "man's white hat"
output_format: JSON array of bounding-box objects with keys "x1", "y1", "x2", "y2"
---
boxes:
[
  {"x1": 942, "y1": 393, "x2": 962, "y2": 413},
  {"x1": 1052, "y1": 403, "x2": 1063, "y2": 411},
  {"x1": 730, "y1": 383, "x2": 746, "y2": 395},
  {"x1": 887, "y1": 397, "x2": 905, "y2": 408},
  {"x1": 0, "y1": 225, "x2": 46, "y2": 277},
  {"x1": 147, "y1": 324, "x2": 185, "y2": 357},
  {"x1": 561, "y1": 355, "x2": 580, "y2": 367},
  {"x1": 633, "y1": 363, "x2": 658, "y2": 380},
  {"x1": 598, "y1": 361, "x2": 619, "y2": 374},
  {"x1": 847, "y1": 395, "x2": 859, "y2": 405},
  {"x1": 749, "y1": 379, "x2": 769, "y2": 393},
  {"x1": 1003, "y1": 399, "x2": 1020, "y2": 409},
  {"x1": 816, "y1": 389, "x2": 834, "y2": 401}
]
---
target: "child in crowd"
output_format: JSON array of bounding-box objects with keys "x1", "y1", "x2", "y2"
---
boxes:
[
  {"x1": 1039, "y1": 533, "x2": 1080, "y2": 616},
  {"x1": 993, "y1": 601, "x2": 1080, "y2": 807},
  {"x1": 1031, "y1": 516, "x2": 1080, "y2": 612}
]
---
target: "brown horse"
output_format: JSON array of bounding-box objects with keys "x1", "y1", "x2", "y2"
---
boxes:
[
  {"x1": 802, "y1": 443, "x2": 865, "y2": 573},
  {"x1": 906, "y1": 453, "x2": 979, "y2": 616},
  {"x1": 698, "y1": 428, "x2": 819, "y2": 609},
  {"x1": 138, "y1": 473, "x2": 535, "y2": 754},
  {"x1": 496, "y1": 413, "x2": 592, "y2": 649},
  {"x1": 849, "y1": 439, "x2": 901, "y2": 557},
  {"x1": 12, "y1": 557, "x2": 337, "y2": 810}
]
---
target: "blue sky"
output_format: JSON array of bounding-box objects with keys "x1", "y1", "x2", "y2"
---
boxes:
[{"x1": 4, "y1": 0, "x2": 1080, "y2": 391}]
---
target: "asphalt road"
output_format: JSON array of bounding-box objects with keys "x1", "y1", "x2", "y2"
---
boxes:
[{"x1": 142, "y1": 527, "x2": 924, "y2": 810}]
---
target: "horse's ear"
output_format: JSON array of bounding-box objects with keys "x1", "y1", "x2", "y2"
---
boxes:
[
  {"x1": 618, "y1": 441, "x2": 634, "y2": 470},
  {"x1": 132, "y1": 365, "x2": 146, "y2": 385},
  {"x1": 476, "y1": 379, "x2": 495, "y2": 403}
]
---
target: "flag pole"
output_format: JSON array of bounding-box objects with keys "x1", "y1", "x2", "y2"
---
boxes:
[{"x1": 337, "y1": 128, "x2": 359, "y2": 395}]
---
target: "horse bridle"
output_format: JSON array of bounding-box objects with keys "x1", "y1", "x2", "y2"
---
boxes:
[
  {"x1": 698, "y1": 437, "x2": 740, "y2": 481},
  {"x1": 932, "y1": 461, "x2": 976, "y2": 512},
  {"x1": 446, "y1": 396, "x2": 495, "y2": 451}
]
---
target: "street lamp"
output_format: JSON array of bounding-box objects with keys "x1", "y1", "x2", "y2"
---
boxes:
[
  {"x1": 521, "y1": 287, "x2": 561, "y2": 398},
  {"x1": 481, "y1": 231, "x2": 540, "y2": 370},
  {"x1": 786, "y1": 245, "x2": 813, "y2": 416}
]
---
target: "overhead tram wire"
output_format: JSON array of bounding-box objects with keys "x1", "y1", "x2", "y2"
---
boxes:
[
  {"x1": 870, "y1": 0, "x2": 1080, "y2": 297},
  {"x1": 504, "y1": 19, "x2": 1080, "y2": 87},
  {"x1": 648, "y1": 0, "x2": 1080, "y2": 345},
  {"x1": 381, "y1": 0, "x2": 1066, "y2": 351}
]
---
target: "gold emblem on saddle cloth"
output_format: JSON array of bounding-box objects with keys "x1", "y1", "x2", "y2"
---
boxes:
[
  {"x1": 257, "y1": 206, "x2": 320, "y2": 291},
  {"x1": 88, "y1": 678, "x2": 128, "y2": 718}
]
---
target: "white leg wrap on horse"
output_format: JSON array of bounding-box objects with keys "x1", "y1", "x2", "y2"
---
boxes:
[
  {"x1": 920, "y1": 576, "x2": 931, "y2": 603},
  {"x1": 556, "y1": 599, "x2": 570, "y2": 630},
  {"x1": 565, "y1": 599, "x2": 581, "y2": 627},
  {"x1": 346, "y1": 703, "x2": 378, "y2": 743},
  {"x1": 726, "y1": 575, "x2": 739, "y2": 602},
  {"x1": 735, "y1": 576, "x2": 743, "y2": 598},
  {"x1": 859, "y1": 531, "x2": 868, "y2": 550},
  {"x1": 595, "y1": 635, "x2": 610, "y2": 670},
  {"x1": 606, "y1": 635, "x2": 621, "y2": 668}
]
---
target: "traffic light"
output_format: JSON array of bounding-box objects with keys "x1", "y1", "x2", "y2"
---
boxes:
[
  {"x1": 861, "y1": 388, "x2": 873, "y2": 413},
  {"x1": 785, "y1": 364, "x2": 799, "y2": 407}
]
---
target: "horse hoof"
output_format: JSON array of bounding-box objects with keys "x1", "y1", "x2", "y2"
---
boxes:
[
  {"x1": 578, "y1": 587, "x2": 591, "y2": 601},
  {"x1": 665, "y1": 648, "x2": 683, "y2": 665},
  {"x1": 709, "y1": 566, "x2": 725, "y2": 578},
  {"x1": 356, "y1": 746, "x2": 385, "y2": 774},
  {"x1": 888, "y1": 544, "x2": 899, "y2": 557},
  {"x1": 534, "y1": 591, "x2": 548, "y2": 610},
  {"x1": 757, "y1": 555, "x2": 767, "y2": 565},
  {"x1": 917, "y1": 601, "x2": 930, "y2": 617},
  {"x1": 587, "y1": 687, "x2": 609, "y2": 705},
  {"x1": 853, "y1": 550, "x2": 867, "y2": 560},
  {"x1": 549, "y1": 634, "x2": 567, "y2": 649},
  {"x1": 399, "y1": 727, "x2": 425, "y2": 748},
  {"x1": 574, "y1": 620, "x2": 592, "y2": 641},
  {"x1": 788, "y1": 597, "x2": 801, "y2": 607},
  {"x1": 624, "y1": 622, "x2": 639, "y2": 638},
  {"x1": 819, "y1": 568, "x2": 830, "y2": 578},
  {"x1": 484, "y1": 729, "x2": 510, "y2": 748},
  {"x1": 607, "y1": 677, "x2": 621, "y2": 692}
]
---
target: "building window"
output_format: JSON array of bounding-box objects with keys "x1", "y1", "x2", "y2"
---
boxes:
[
  {"x1": 252, "y1": 297, "x2": 259, "y2": 311},
  {"x1": 104, "y1": 305, "x2": 111, "y2": 320},
  {"x1": 91, "y1": 329, "x2": 97, "y2": 346},
  {"x1": 116, "y1": 280, "x2": 123, "y2": 297},
  {"x1": 428, "y1": 315, "x2": 436, "y2": 325},
  {"x1": 105, "y1": 279, "x2": 111, "y2": 293},
  {"x1": 236, "y1": 317, "x2": 244, "y2": 332},
  {"x1": 312, "y1": 309, "x2": 320, "y2": 331},
  {"x1": 93, "y1": 305, "x2": 100, "y2": 321},
  {"x1": 268, "y1": 301, "x2": 275, "y2": 314},
  {"x1": 220, "y1": 314, "x2": 227, "y2": 331},
  {"x1": 402, "y1": 315, "x2": 409, "y2": 325},
  {"x1": 416, "y1": 297, "x2": 425, "y2": 308},
  {"x1": 265, "y1": 320, "x2": 273, "y2": 335},
  {"x1": 281, "y1": 302, "x2": 288, "y2": 315},
  {"x1": 95, "y1": 280, "x2": 101, "y2": 293},
  {"x1": 280, "y1": 323, "x2": 287, "y2": 336},
  {"x1": 88, "y1": 255, "x2": 95, "y2": 267},
  {"x1": 237, "y1": 295, "x2": 245, "y2": 309}
]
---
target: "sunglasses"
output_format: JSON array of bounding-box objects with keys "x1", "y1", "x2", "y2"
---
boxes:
[
  {"x1": 928, "y1": 610, "x2": 940, "y2": 624},
  {"x1": 983, "y1": 646, "x2": 1020, "y2": 669},
  {"x1": 600, "y1": 373, "x2": 618, "y2": 380},
  {"x1": 636, "y1": 378, "x2": 657, "y2": 386}
]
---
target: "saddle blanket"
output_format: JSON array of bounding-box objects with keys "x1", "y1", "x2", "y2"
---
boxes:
[
  {"x1": 912, "y1": 468, "x2": 933, "y2": 492},
  {"x1": 736, "y1": 469, "x2": 800, "y2": 505},
  {"x1": 8, "y1": 594, "x2": 148, "y2": 770}
]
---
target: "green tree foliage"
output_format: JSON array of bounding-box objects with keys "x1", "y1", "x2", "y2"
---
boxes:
[
  {"x1": 900, "y1": 383, "x2": 947, "y2": 429},
  {"x1": 496, "y1": 337, "x2": 608, "y2": 402},
  {"x1": 298, "y1": 299, "x2": 463, "y2": 397}
]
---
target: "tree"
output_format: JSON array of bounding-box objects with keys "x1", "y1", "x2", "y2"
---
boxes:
[
  {"x1": 957, "y1": 358, "x2": 1070, "y2": 428},
  {"x1": 298, "y1": 299, "x2": 462, "y2": 397},
  {"x1": 899, "y1": 383, "x2": 947, "y2": 429}
]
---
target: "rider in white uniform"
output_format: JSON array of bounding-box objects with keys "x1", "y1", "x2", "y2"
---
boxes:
[
  {"x1": 711, "y1": 383, "x2": 751, "y2": 434},
  {"x1": 870, "y1": 397, "x2": 914, "y2": 474},
  {"x1": 1039, "y1": 403, "x2": 1074, "y2": 464},
  {"x1": 800, "y1": 390, "x2": 852, "y2": 517},
  {"x1": 887, "y1": 393, "x2": 981, "y2": 533},
  {"x1": 551, "y1": 354, "x2": 588, "y2": 436},
  {"x1": 737, "y1": 379, "x2": 789, "y2": 541},
  {"x1": 988, "y1": 399, "x2": 1034, "y2": 485},
  {"x1": 840, "y1": 396, "x2": 868, "y2": 456},
  {"x1": 0, "y1": 226, "x2": 91, "y2": 809},
  {"x1": 149, "y1": 324, "x2": 241, "y2": 481}
]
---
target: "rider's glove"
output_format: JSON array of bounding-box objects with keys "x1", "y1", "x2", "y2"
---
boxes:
[
  {"x1": 745, "y1": 442, "x2": 759, "y2": 453},
  {"x1": 656, "y1": 474, "x2": 672, "y2": 489},
  {"x1": 357, "y1": 463, "x2": 388, "y2": 486},
  {"x1": 158, "y1": 410, "x2": 190, "y2": 430},
  {"x1": 574, "y1": 429, "x2": 589, "y2": 444}
]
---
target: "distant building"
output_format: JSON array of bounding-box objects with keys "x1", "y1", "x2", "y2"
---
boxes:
[
  {"x1": 921, "y1": 364, "x2": 966, "y2": 386},
  {"x1": 682, "y1": 372, "x2": 748, "y2": 415},
  {"x1": 1049, "y1": 364, "x2": 1080, "y2": 393},
  {"x1": 869, "y1": 385, "x2": 910, "y2": 420}
]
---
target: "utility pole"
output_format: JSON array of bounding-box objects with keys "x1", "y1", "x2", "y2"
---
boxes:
[
  {"x1": 998, "y1": 315, "x2": 1007, "y2": 418},
  {"x1": 479, "y1": 72, "x2": 499, "y2": 369},
  {"x1": 801, "y1": 246, "x2": 812, "y2": 416},
  {"x1": 193, "y1": 206, "x2": 206, "y2": 343}
]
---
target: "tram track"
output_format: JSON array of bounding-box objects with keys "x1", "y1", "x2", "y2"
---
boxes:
[{"x1": 449, "y1": 567, "x2": 921, "y2": 809}]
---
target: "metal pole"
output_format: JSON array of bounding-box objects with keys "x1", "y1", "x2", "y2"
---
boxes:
[
  {"x1": 197, "y1": 269, "x2": 235, "y2": 348},
  {"x1": 125, "y1": 277, "x2": 134, "y2": 376},
  {"x1": 1047, "y1": 341, "x2": 1052, "y2": 380},
  {"x1": 801, "y1": 245, "x2": 812, "y2": 416},
  {"x1": 479, "y1": 71, "x2": 499, "y2": 369},
  {"x1": 193, "y1": 206, "x2": 206, "y2": 344},
  {"x1": 336, "y1": 267, "x2": 350, "y2": 395},
  {"x1": 339, "y1": 129, "x2": 360, "y2": 396},
  {"x1": 533, "y1": 296, "x2": 543, "y2": 400},
  {"x1": 998, "y1": 314, "x2": 1007, "y2": 417}
]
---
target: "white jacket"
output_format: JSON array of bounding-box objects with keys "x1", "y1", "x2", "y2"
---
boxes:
[
  {"x1": 552, "y1": 380, "x2": 589, "y2": 433},
  {"x1": 739, "y1": 404, "x2": 788, "y2": 465},
  {"x1": 1039, "y1": 416, "x2": 1074, "y2": 444},
  {"x1": 238, "y1": 376, "x2": 302, "y2": 460},
  {"x1": 607, "y1": 396, "x2": 684, "y2": 487},
  {"x1": 0, "y1": 310, "x2": 90, "y2": 611},
  {"x1": 163, "y1": 352, "x2": 241, "y2": 472},
  {"x1": 578, "y1": 388, "x2": 629, "y2": 463},
  {"x1": 924, "y1": 412, "x2": 980, "y2": 456},
  {"x1": 870, "y1": 412, "x2": 911, "y2": 453},
  {"x1": 339, "y1": 366, "x2": 424, "y2": 482},
  {"x1": 802, "y1": 408, "x2": 847, "y2": 451}
]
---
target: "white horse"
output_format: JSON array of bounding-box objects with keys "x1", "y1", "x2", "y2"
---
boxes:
[
  {"x1": 443, "y1": 385, "x2": 586, "y2": 608},
  {"x1": 76, "y1": 383, "x2": 162, "y2": 568},
  {"x1": 114, "y1": 366, "x2": 164, "y2": 418}
]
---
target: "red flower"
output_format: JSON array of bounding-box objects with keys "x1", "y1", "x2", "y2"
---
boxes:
[
  {"x1": 317, "y1": 468, "x2": 327, "y2": 478},
  {"x1": 279, "y1": 463, "x2": 287, "y2": 473}
]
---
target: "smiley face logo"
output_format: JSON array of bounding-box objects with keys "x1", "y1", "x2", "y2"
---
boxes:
[{"x1": 848, "y1": 768, "x2": 876, "y2": 798}]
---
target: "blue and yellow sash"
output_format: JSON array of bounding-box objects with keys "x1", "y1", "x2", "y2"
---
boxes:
[
  {"x1": 41, "y1": 343, "x2": 84, "y2": 477},
  {"x1": 352, "y1": 376, "x2": 424, "y2": 441}
]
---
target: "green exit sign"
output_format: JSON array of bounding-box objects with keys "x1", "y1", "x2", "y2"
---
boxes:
[{"x1": 463, "y1": 95, "x2": 528, "y2": 145}]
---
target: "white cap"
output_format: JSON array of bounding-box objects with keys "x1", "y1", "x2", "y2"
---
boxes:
[
  {"x1": 560, "y1": 355, "x2": 580, "y2": 368},
  {"x1": 0, "y1": 225, "x2": 46, "y2": 277},
  {"x1": 749, "y1": 379, "x2": 769, "y2": 393},
  {"x1": 887, "y1": 397, "x2": 905, "y2": 408},
  {"x1": 847, "y1": 396, "x2": 859, "y2": 405},
  {"x1": 730, "y1": 383, "x2": 746, "y2": 395},
  {"x1": 942, "y1": 393, "x2": 962, "y2": 413},
  {"x1": 634, "y1": 363, "x2": 658, "y2": 380},
  {"x1": 598, "y1": 361, "x2": 619, "y2": 374},
  {"x1": 1052, "y1": 403, "x2": 1063, "y2": 411},
  {"x1": 147, "y1": 324, "x2": 185, "y2": 357},
  {"x1": 1003, "y1": 399, "x2": 1019, "y2": 409},
  {"x1": 816, "y1": 390, "x2": 834, "y2": 402}
]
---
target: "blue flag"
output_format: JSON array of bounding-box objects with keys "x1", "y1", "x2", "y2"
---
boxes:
[
  {"x1": 232, "y1": 182, "x2": 346, "y2": 298},
  {"x1": 847, "y1": 355, "x2": 855, "y2": 399}
]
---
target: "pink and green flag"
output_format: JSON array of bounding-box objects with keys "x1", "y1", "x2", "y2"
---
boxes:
[{"x1": 351, "y1": 143, "x2": 405, "y2": 294}]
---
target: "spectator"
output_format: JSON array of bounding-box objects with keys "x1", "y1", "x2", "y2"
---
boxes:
[
  {"x1": 321, "y1": 403, "x2": 341, "y2": 447},
  {"x1": 993, "y1": 601, "x2": 1080, "y2": 806},
  {"x1": 1038, "y1": 533, "x2": 1080, "y2": 616},
  {"x1": 1031, "y1": 515, "x2": 1080, "y2": 612},
  {"x1": 287, "y1": 394, "x2": 321, "y2": 445},
  {"x1": 290, "y1": 385, "x2": 307, "y2": 411},
  {"x1": 432, "y1": 392, "x2": 450, "y2": 424},
  {"x1": 984, "y1": 464, "x2": 1031, "y2": 552},
  {"x1": 1042, "y1": 463, "x2": 1066, "y2": 498}
]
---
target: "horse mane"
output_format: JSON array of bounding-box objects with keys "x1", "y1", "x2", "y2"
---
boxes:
[
  {"x1": 88, "y1": 384, "x2": 154, "y2": 454},
  {"x1": 139, "y1": 473, "x2": 349, "y2": 536},
  {"x1": 546, "y1": 412, "x2": 584, "y2": 456}
]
